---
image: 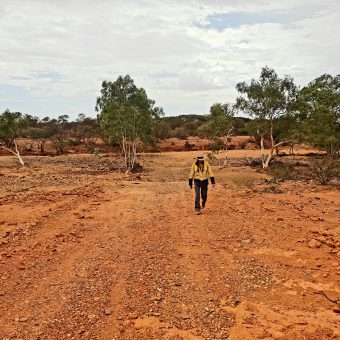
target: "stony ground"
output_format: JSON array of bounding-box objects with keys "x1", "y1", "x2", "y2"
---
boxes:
[{"x1": 0, "y1": 151, "x2": 339, "y2": 339}]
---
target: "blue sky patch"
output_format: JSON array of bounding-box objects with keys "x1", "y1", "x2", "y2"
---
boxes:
[
  {"x1": 32, "y1": 70, "x2": 63, "y2": 81},
  {"x1": 196, "y1": 8, "x2": 320, "y2": 30}
]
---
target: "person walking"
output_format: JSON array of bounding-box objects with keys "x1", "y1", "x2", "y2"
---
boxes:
[{"x1": 188, "y1": 154, "x2": 215, "y2": 215}]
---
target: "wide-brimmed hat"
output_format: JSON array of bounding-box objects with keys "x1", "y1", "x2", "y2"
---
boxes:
[{"x1": 195, "y1": 154, "x2": 205, "y2": 160}]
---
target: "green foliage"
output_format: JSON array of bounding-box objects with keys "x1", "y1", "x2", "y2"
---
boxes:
[
  {"x1": 245, "y1": 119, "x2": 269, "y2": 138},
  {"x1": 236, "y1": 67, "x2": 298, "y2": 168},
  {"x1": 57, "y1": 115, "x2": 69, "y2": 123},
  {"x1": 236, "y1": 66, "x2": 297, "y2": 121},
  {"x1": 208, "y1": 139, "x2": 225, "y2": 152},
  {"x1": 162, "y1": 114, "x2": 208, "y2": 137},
  {"x1": 96, "y1": 75, "x2": 162, "y2": 146},
  {"x1": 154, "y1": 120, "x2": 171, "y2": 139},
  {"x1": 274, "y1": 113, "x2": 301, "y2": 144},
  {"x1": 150, "y1": 114, "x2": 249, "y2": 139},
  {"x1": 295, "y1": 74, "x2": 340, "y2": 155},
  {"x1": 96, "y1": 75, "x2": 163, "y2": 170},
  {"x1": 199, "y1": 103, "x2": 234, "y2": 138},
  {"x1": 2, "y1": 68, "x2": 337, "y2": 161},
  {"x1": 233, "y1": 117, "x2": 249, "y2": 135},
  {"x1": 309, "y1": 156, "x2": 339, "y2": 184},
  {"x1": 172, "y1": 126, "x2": 189, "y2": 139},
  {"x1": 0, "y1": 110, "x2": 28, "y2": 147},
  {"x1": 93, "y1": 147, "x2": 101, "y2": 156}
]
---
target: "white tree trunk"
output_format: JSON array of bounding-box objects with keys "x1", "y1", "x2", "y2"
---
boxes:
[
  {"x1": 120, "y1": 132, "x2": 139, "y2": 173},
  {"x1": 1, "y1": 139, "x2": 25, "y2": 166},
  {"x1": 258, "y1": 131, "x2": 266, "y2": 169},
  {"x1": 262, "y1": 140, "x2": 294, "y2": 169},
  {"x1": 263, "y1": 148, "x2": 274, "y2": 169},
  {"x1": 222, "y1": 128, "x2": 234, "y2": 168}
]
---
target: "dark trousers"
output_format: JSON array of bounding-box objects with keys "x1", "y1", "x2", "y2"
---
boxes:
[{"x1": 194, "y1": 180, "x2": 208, "y2": 210}]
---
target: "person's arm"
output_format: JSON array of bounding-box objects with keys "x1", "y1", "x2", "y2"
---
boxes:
[
  {"x1": 207, "y1": 163, "x2": 215, "y2": 185},
  {"x1": 188, "y1": 164, "x2": 195, "y2": 188}
]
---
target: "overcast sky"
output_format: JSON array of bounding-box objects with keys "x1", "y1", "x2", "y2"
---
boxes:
[{"x1": 0, "y1": 0, "x2": 339, "y2": 119}]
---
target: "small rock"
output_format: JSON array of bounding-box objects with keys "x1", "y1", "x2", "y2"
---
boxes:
[
  {"x1": 333, "y1": 307, "x2": 340, "y2": 314},
  {"x1": 308, "y1": 239, "x2": 322, "y2": 249},
  {"x1": 181, "y1": 313, "x2": 190, "y2": 320},
  {"x1": 19, "y1": 317, "x2": 28, "y2": 322},
  {"x1": 88, "y1": 314, "x2": 96, "y2": 321},
  {"x1": 154, "y1": 295, "x2": 162, "y2": 301},
  {"x1": 127, "y1": 313, "x2": 138, "y2": 320},
  {"x1": 233, "y1": 299, "x2": 241, "y2": 307},
  {"x1": 104, "y1": 309, "x2": 112, "y2": 316}
]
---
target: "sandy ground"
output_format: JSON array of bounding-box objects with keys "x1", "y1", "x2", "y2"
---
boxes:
[{"x1": 0, "y1": 151, "x2": 339, "y2": 339}]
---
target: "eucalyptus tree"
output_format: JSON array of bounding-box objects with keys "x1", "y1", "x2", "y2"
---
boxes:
[
  {"x1": 236, "y1": 67, "x2": 297, "y2": 168},
  {"x1": 96, "y1": 75, "x2": 163, "y2": 172},
  {"x1": 295, "y1": 74, "x2": 340, "y2": 155},
  {"x1": 0, "y1": 109, "x2": 27, "y2": 165},
  {"x1": 199, "y1": 103, "x2": 234, "y2": 167}
]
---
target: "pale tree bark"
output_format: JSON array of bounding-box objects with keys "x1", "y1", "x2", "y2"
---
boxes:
[
  {"x1": 269, "y1": 118, "x2": 275, "y2": 150},
  {"x1": 258, "y1": 130, "x2": 266, "y2": 168},
  {"x1": 262, "y1": 139, "x2": 294, "y2": 169},
  {"x1": 257, "y1": 120, "x2": 294, "y2": 169},
  {"x1": 221, "y1": 127, "x2": 234, "y2": 167},
  {"x1": 121, "y1": 133, "x2": 139, "y2": 173},
  {"x1": 1, "y1": 139, "x2": 25, "y2": 166}
]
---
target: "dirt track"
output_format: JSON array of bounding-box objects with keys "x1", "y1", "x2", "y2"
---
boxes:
[{"x1": 0, "y1": 151, "x2": 339, "y2": 339}]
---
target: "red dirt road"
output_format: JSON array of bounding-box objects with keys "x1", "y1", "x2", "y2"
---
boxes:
[{"x1": 0, "y1": 152, "x2": 339, "y2": 339}]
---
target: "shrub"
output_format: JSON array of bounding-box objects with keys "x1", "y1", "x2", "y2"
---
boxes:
[
  {"x1": 184, "y1": 141, "x2": 195, "y2": 150},
  {"x1": 309, "y1": 156, "x2": 339, "y2": 184},
  {"x1": 68, "y1": 138, "x2": 81, "y2": 146},
  {"x1": 268, "y1": 161, "x2": 295, "y2": 181},
  {"x1": 93, "y1": 147, "x2": 101, "y2": 156},
  {"x1": 208, "y1": 139, "x2": 224, "y2": 153},
  {"x1": 206, "y1": 151, "x2": 219, "y2": 165},
  {"x1": 239, "y1": 141, "x2": 248, "y2": 149},
  {"x1": 242, "y1": 177, "x2": 256, "y2": 191}
]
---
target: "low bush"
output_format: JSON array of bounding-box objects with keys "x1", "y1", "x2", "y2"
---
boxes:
[
  {"x1": 309, "y1": 156, "x2": 339, "y2": 184},
  {"x1": 268, "y1": 161, "x2": 295, "y2": 180},
  {"x1": 208, "y1": 139, "x2": 224, "y2": 153}
]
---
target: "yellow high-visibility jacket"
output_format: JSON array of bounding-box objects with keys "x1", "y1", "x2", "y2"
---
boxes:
[{"x1": 189, "y1": 161, "x2": 215, "y2": 183}]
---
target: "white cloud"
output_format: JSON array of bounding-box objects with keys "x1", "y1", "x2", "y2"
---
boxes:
[{"x1": 0, "y1": 0, "x2": 339, "y2": 118}]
